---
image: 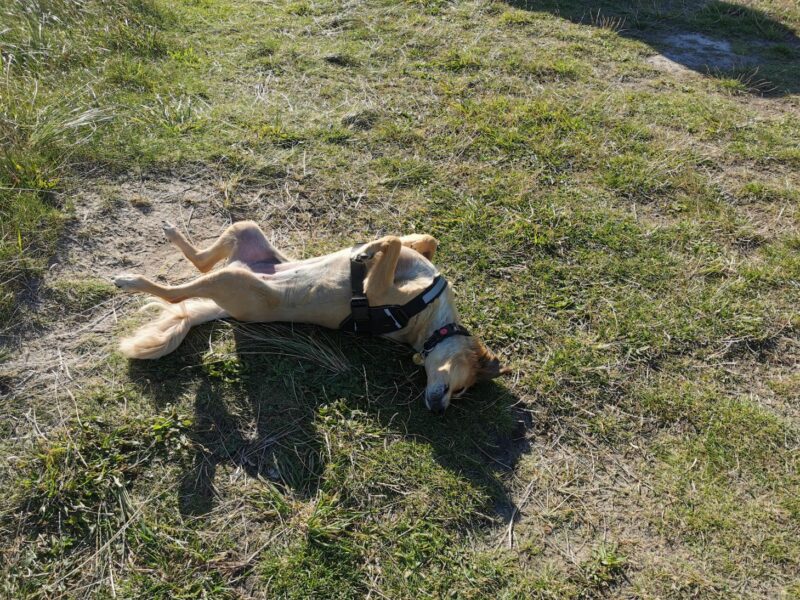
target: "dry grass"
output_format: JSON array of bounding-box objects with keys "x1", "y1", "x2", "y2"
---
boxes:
[{"x1": 1, "y1": 0, "x2": 799, "y2": 597}]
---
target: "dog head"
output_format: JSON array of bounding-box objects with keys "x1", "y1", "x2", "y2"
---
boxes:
[{"x1": 422, "y1": 336, "x2": 510, "y2": 413}]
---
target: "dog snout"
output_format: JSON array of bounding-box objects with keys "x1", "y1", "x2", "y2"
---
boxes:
[{"x1": 425, "y1": 384, "x2": 449, "y2": 414}]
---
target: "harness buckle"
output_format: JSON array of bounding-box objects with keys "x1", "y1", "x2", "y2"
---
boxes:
[{"x1": 350, "y1": 296, "x2": 370, "y2": 325}]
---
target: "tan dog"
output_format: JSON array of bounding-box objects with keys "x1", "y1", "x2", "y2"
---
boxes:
[{"x1": 114, "y1": 221, "x2": 509, "y2": 412}]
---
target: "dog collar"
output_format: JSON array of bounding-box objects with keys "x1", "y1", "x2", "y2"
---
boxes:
[{"x1": 413, "y1": 323, "x2": 472, "y2": 364}]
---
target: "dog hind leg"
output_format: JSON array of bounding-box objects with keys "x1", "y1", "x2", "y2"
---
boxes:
[
  {"x1": 113, "y1": 267, "x2": 280, "y2": 321},
  {"x1": 225, "y1": 221, "x2": 291, "y2": 266},
  {"x1": 163, "y1": 220, "x2": 289, "y2": 272}
]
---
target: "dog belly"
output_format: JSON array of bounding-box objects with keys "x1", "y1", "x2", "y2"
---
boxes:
[
  {"x1": 238, "y1": 257, "x2": 352, "y2": 328},
  {"x1": 245, "y1": 260, "x2": 278, "y2": 274}
]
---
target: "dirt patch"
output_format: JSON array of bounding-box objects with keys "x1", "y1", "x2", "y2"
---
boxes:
[
  {"x1": 0, "y1": 169, "x2": 405, "y2": 438},
  {"x1": 0, "y1": 177, "x2": 248, "y2": 433},
  {"x1": 58, "y1": 180, "x2": 231, "y2": 281},
  {"x1": 647, "y1": 31, "x2": 759, "y2": 74}
]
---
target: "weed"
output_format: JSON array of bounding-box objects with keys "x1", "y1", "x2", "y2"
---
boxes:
[
  {"x1": 202, "y1": 349, "x2": 247, "y2": 384},
  {"x1": 256, "y1": 123, "x2": 306, "y2": 148},
  {"x1": 435, "y1": 49, "x2": 483, "y2": 72},
  {"x1": 578, "y1": 543, "x2": 628, "y2": 596},
  {"x1": 47, "y1": 278, "x2": 118, "y2": 313},
  {"x1": 9, "y1": 409, "x2": 193, "y2": 539}
]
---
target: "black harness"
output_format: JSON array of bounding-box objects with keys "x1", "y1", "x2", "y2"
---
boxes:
[{"x1": 338, "y1": 250, "x2": 471, "y2": 357}]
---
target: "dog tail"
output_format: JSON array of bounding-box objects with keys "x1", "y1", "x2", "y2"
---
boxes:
[{"x1": 119, "y1": 298, "x2": 228, "y2": 360}]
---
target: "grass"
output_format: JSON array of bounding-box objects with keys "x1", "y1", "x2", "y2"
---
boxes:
[
  {"x1": 1, "y1": 0, "x2": 799, "y2": 597},
  {"x1": 0, "y1": 0, "x2": 167, "y2": 326}
]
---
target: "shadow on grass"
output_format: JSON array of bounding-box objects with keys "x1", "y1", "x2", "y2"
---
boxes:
[
  {"x1": 127, "y1": 321, "x2": 530, "y2": 521},
  {"x1": 509, "y1": 0, "x2": 800, "y2": 95}
]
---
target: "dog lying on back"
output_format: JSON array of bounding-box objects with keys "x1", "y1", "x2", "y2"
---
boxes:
[{"x1": 114, "y1": 221, "x2": 509, "y2": 412}]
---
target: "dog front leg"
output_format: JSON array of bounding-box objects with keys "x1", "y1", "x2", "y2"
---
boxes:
[
  {"x1": 399, "y1": 234, "x2": 438, "y2": 260},
  {"x1": 359, "y1": 236, "x2": 402, "y2": 297}
]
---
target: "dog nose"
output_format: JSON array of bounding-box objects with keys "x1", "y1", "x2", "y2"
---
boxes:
[{"x1": 425, "y1": 385, "x2": 449, "y2": 414}]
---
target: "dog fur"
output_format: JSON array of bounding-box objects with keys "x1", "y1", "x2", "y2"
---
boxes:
[{"x1": 114, "y1": 221, "x2": 509, "y2": 411}]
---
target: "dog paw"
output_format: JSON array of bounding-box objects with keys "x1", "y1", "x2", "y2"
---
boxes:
[
  {"x1": 408, "y1": 235, "x2": 437, "y2": 259},
  {"x1": 112, "y1": 274, "x2": 143, "y2": 291},
  {"x1": 162, "y1": 221, "x2": 180, "y2": 243}
]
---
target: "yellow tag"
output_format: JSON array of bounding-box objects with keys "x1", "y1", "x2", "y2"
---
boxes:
[{"x1": 412, "y1": 353, "x2": 425, "y2": 366}]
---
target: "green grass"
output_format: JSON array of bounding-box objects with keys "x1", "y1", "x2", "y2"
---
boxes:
[
  {"x1": 47, "y1": 278, "x2": 118, "y2": 313},
  {"x1": 1, "y1": 0, "x2": 799, "y2": 597},
  {"x1": 0, "y1": 0, "x2": 169, "y2": 325}
]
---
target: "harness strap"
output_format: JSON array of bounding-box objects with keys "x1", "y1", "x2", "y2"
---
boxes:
[
  {"x1": 340, "y1": 249, "x2": 449, "y2": 336},
  {"x1": 349, "y1": 256, "x2": 370, "y2": 334}
]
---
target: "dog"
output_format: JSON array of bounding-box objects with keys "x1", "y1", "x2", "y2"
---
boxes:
[{"x1": 114, "y1": 221, "x2": 509, "y2": 412}]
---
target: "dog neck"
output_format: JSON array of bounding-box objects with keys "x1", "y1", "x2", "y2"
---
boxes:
[{"x1": 401, "y1": 289, "x2": 461, "y2": 352}]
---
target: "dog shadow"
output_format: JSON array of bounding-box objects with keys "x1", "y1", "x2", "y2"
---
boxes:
[
  {"x1": 127, "y1": 322, "x2": 531, "y2": 522},
  {"x1": 507, "y1": 0, "x2": 800, "y2": 96}
]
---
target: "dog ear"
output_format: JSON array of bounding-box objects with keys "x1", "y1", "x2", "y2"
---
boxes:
[{"x1": 474, "y1": 343, "x2": 511, "y2": 381}]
